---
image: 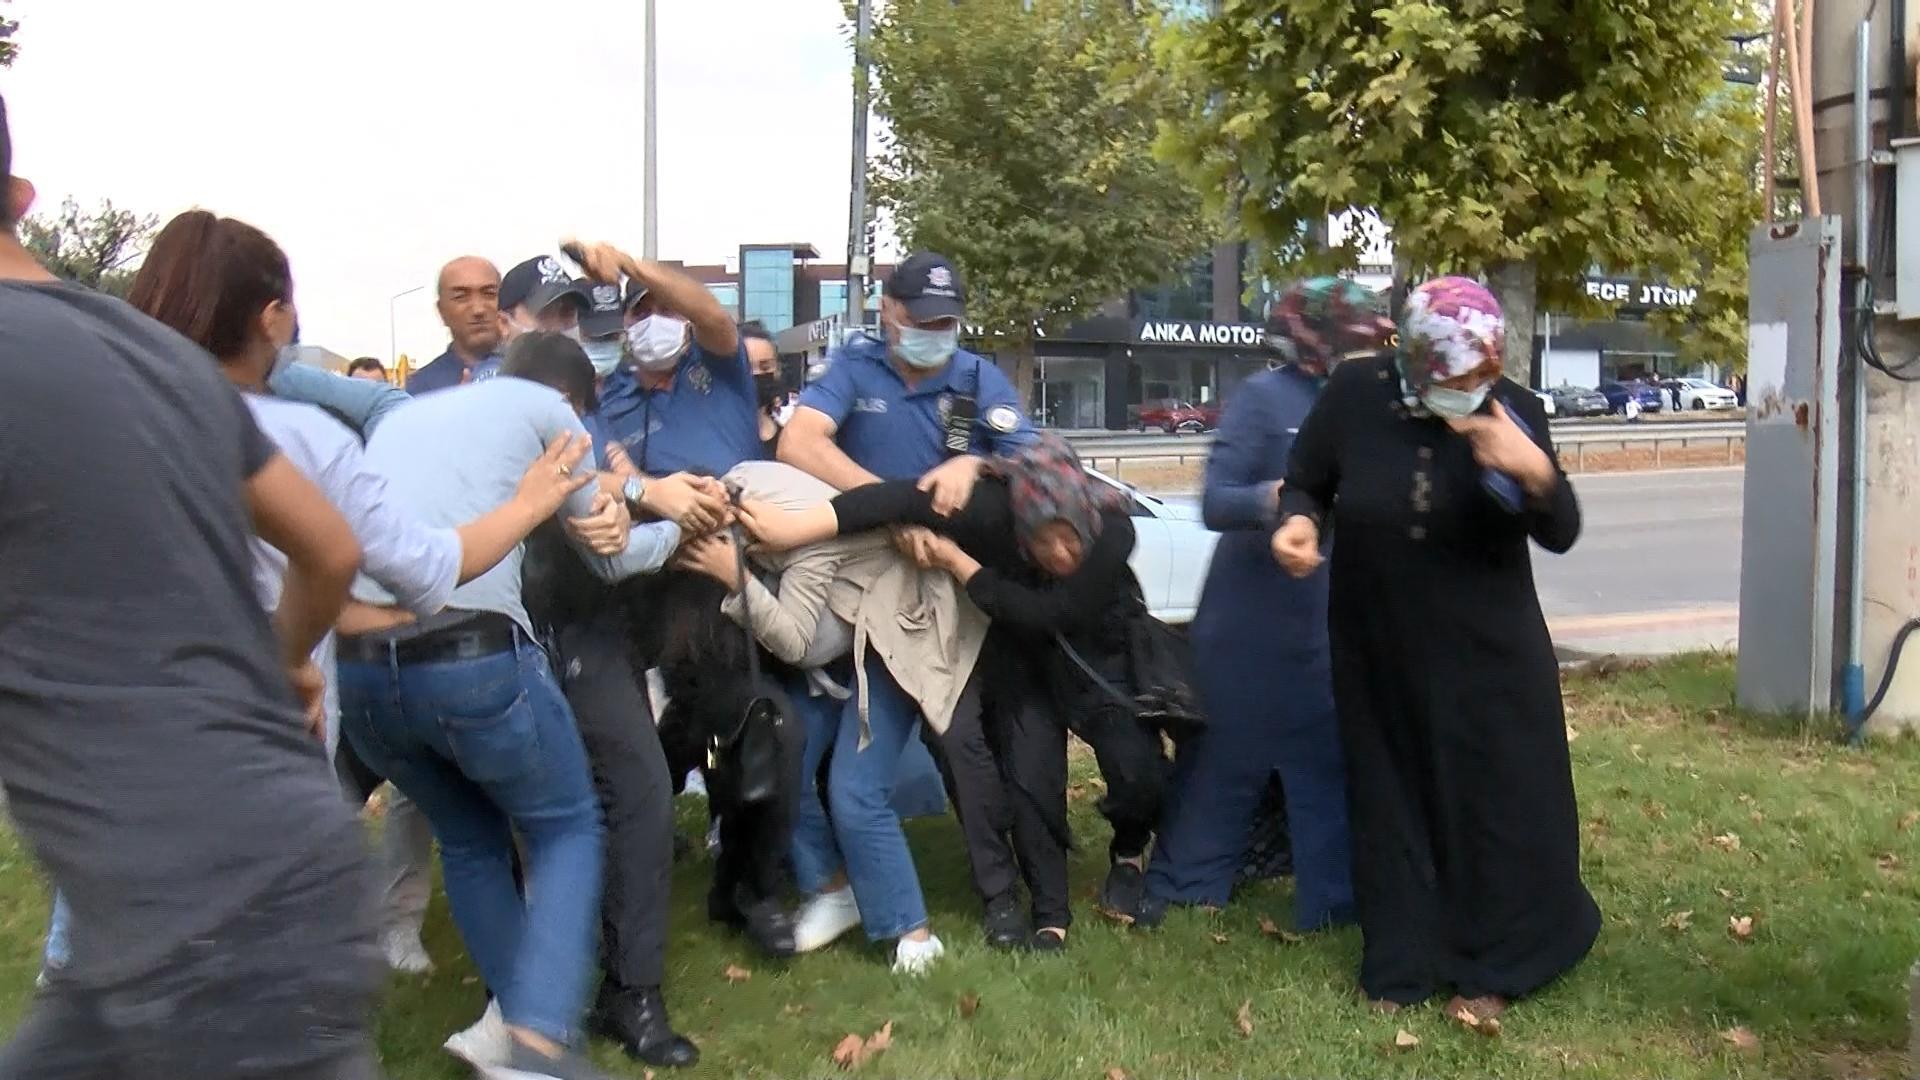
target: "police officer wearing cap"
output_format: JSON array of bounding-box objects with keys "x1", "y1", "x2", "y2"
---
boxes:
[
  {"x1": 408, "y1": 255, "x2": 589, "y2": 395},
  {"x1": 779, "y1": 251, "x2": 1042, "y2": 953},
  {"x1": 516, "y1": 273, "x2": 701, "y2": 1069}
]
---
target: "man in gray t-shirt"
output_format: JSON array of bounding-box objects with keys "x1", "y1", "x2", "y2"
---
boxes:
[{"x1": 0, "y1": 93, "x2": 385, "y2": 1080}]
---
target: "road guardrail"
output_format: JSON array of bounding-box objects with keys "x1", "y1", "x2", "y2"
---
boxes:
[{"x1": 1066, "y1": 420, "x2": 1746, "y2": 475}]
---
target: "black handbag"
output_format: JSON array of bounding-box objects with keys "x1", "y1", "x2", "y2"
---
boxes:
[
  {"x1": 705, "y1": 513, "x2": 786, "y2": 806},
  {"x1": 1053, "y1": 596, "x2": 1207, "y2": 742}
]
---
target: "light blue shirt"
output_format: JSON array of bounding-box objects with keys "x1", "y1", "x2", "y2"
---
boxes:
[
  {"x1": 245, "y1": 394, "x2": 464, "y2": 753},
  {"x1": 268, "y1": 361, "x2": 412, "y2": 436},
  {"x1": 353, "y1": 378, "x2": 681, "y2": 634}
]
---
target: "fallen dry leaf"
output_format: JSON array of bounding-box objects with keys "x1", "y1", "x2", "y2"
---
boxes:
[
  {"x1": 1711, "y1": 832, "x2": 1742, "y2": 852},
  {"x1": 1257, "y1": 916, "x2": 1304, "y2": 943},
  {"x1": 1393, "y1": 1029, "x2": 1421, "y2": 1051},
  {"x1": 1899, "y1": 809, "x2": 1920, "y2": 832},
  {"x1": 1715, "y1": 887, "x2": 1735, "y2": 901},
  {"x1": 1749, "y1": 810, "x2": 1766, "y2": 825},
  {"x1": 1235, "y1": 1000, "x2": 1254, "y2": 1038},
  {"x1": 1662, "y1": 910, "x2": 1694, "y2": 932},
  {"x1": 1211, "y1": 932, "x2": 1230, "y2": 944},
  {"x1": 865, "y1": 1021, "x2": 893, "y2": 1055},
  {"x1": 958, "y1": 992, "x2": 980, "y2": 1019},
  {"x1": 723, "y1": 964, "x2": 752, "y2": 983},
  {"x1": 1106, "y1": 1069, "x2": 1134, "y2": 1080},
  {"x1": 1721, "y1": 1026, "x2": 1760, "y2": 1052},
  {"x1": 1729, "y1": 915, "x2": 1755, "y2": 941},
  {"x1": 831, "y1": 1033, "x2": 867, "y2": 1069},
  {"x1": 1565, "y1": 723, "x2": 1579, "y2": 743},
  {"x1": 1877, "y1": 852, "x2": 1902, "y2": 873},
  {"x1": 645, "y1": 1071, "x2": 655, "y2": 1080},
  {"x1": 1477, "y1": 1017, "x2": 1503, "y2": 1037}
]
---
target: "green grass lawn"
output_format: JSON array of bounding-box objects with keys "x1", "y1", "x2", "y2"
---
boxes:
[{"x1": 1, "y1": 653, "x2": 1917, "y2": 1078}]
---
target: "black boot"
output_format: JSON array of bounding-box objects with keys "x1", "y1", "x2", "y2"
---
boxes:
[
  {"x1": 983, "y1": 890, "x2": 1030, "y2": 950},
  {"x1": 739, "y1": 897, "x2": 798, "y2": 958},
  {"x1": 592, "y1": 985, "x2": 700, "y2": 1068}
]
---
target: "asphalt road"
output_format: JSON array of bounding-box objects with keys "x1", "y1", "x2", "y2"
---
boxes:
[{"x1": 1163, "y1": 467, "x2": 1745, "y2": 655}]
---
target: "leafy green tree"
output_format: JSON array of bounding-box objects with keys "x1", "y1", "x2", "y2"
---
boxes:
[
  {"x1": 1, "y1": 0, "x2": 17, "y2": 68},
  {"x1": 1161, "y1": 0, "x2": 1758, "y2": 383},
  {"x1": 864, "y1": 0, "x2": 1210, "y2": 404},
  {"x1": 21, "y1": 198, "x2": 159, "y2": 298}
]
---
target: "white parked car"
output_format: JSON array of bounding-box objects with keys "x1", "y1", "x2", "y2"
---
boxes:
[
  {"x1": 1673, "y1": 377, "x2": 1739, "y2": 411},
  {"x1": 1086, "y1": 468, "x2": 1219, "y2": 624}
]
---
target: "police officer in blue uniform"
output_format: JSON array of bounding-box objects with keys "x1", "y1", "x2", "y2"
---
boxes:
[
  {"x1": 779, "y1": 252, "x2": 1042, "y2": 951},
  {"x1": 563, "y1": 240, "x2": 805, "y2": 965}
]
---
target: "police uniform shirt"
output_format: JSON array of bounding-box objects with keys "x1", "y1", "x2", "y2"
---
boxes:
[
  {"x1": 590, "y1": 340, "x2": 763, "y2": 476},
  {"x1": 797, "y1": 333, "x2": 1036, "y2": 480},
  {"x1": 405, "y1": 346, "x2": 502, "y2": 395}
]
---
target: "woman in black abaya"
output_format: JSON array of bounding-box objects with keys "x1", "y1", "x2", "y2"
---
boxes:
[{"x1": 1271, "y1": 277, "x2": 1599, "y2": 1022}]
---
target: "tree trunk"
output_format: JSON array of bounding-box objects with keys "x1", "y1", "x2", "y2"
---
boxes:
[
  {"x1": 1487, "y1": 258, "x2": 1540, "y2": 389},
  {"x1": 1008, "y1": 338, "x2": 1039, "y2": 418}
]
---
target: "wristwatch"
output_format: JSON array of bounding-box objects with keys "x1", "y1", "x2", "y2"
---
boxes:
[{"x1": 623, "y1": 475, "x2": 647, "y2": 510}]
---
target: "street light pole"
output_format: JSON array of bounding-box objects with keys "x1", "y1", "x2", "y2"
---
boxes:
[
  {"x1": 389, "y1": 284, "x2": 427, "y2": 364},
  {"x1": 643, "y1": 0, "x2": 659, "y2": 260},
  {"x1": 845, "y1": 0, "x2": 873, "y2": 335}
]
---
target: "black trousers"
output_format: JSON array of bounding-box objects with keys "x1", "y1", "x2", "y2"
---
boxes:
[
  {"x1": 995, "y1": 655, "x2": 1170, "y2": 929},
  {"x1": 916, "y1": 665, "x2": 1021, "y2": 906},
  {"x1": 549, "y1": 611, "x2": 676, "y2": 993},
  {"x1": 658, "y1": 673, "x2": 804, "y2": 919}
]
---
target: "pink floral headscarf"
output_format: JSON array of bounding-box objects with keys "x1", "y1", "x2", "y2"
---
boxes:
[{"x1": 1395, "y1": 276, "x2": 1505, "y2": 414}]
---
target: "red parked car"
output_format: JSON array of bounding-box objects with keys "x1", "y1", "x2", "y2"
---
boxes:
[{"x1": 1134, "y1": 398, "x2": 1220, "y2": 433}]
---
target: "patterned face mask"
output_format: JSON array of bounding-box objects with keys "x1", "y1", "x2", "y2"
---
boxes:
[
  {"x1": 1264, "y1": 276, "x2": 1395, "y2": 378},
  {"x1": 1395, "y1": 276, "x2": 1506, "y2": 417}
]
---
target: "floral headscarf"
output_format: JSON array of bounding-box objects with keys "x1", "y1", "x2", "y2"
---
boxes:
[
  {"x1": 1265, "y1": 277, "x2": 1395, "y2": 378},
  {"x1": 987, "y1": 433, "x2": 1130, "y2": 556},
  {"x1": 1395, "y1": 276, "x2": 1506, "y2": 413}
]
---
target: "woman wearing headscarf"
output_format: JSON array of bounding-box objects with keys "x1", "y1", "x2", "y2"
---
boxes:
[
  {"x1": 1271, "y1": 277, "x2": 1598, "y2": 1022},
  {"x1": 741, "y1": 434, "x2": 1153, "y2": 950},
  {"x1": 1137, "y1": 278, "x2": 1391, "y2": 933}
]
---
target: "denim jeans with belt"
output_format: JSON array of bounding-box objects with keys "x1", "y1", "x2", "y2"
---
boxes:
[
  {"x1": 338, "y1": 633, "x2": 603, "y2": 1043},
  {"x1": 789, "y1": 653, "x2": 930, "y2": 942}
]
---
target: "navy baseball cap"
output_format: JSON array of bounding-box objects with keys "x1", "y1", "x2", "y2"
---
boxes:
[
  {"x1": 622, "y1": 277, "x2": 651, "y2": 313},
  {"x1": 579, "y1": 279, "x2": 627, "y2": 339},
  {"x1": 500, "y1": 256, "x2": 589, "y2": 316},
  {"x1": 884, "y1": 251, "x2": 966, "y2": 322}
]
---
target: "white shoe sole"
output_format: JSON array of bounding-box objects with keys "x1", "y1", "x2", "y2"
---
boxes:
[{"x1": 794, "y1": 910, "x2": 862, "y2": 953}]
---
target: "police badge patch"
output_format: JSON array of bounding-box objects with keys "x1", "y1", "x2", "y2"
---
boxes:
[
  {"x1": 687, "y1": 363, "x2": 712, "y2": 395},
  {"x1": 985, "y1": 404, "x2": 1020, "y2": 434}
]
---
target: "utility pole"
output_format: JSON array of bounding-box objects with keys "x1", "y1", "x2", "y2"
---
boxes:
[
  {"x1": 643, "y1": 0, "x2": 659, "y2": 260},
  {"x1": 845, "y1": 0, "x2": 873, "y2": 335}
]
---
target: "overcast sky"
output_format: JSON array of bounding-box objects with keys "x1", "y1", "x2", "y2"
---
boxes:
[{"x1": 2, "y1": 0, "x2": 868, "y2": 361}]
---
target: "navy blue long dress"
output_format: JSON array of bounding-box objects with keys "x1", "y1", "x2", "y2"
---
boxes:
[{"x1": 1144, "y1": 365, "x2": 1356, "y2": 930}]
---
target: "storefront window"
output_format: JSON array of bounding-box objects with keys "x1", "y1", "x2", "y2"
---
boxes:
[
  {"x1": 1124, "y1": 354, "x2": 1217, "y2": 425},
  {"x1": 1031, "y1": 355, "x2": 1106, "y2": 429},
  {"x1": 1133, "y1": 255, "x2": 1214, "y2": 322}
]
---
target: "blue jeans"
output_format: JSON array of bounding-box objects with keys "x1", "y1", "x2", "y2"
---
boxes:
[
  {"x1": 338, "y1": 636, "x2": 603, "y2": 1043},
  {"x1": 789, "y1": 654, "x2": 930, "y2": 941},
  {"x1": 43, "y1": 891, "x2": 71, "y2": 972}
]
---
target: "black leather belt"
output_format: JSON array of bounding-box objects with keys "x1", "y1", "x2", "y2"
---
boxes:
[{"x1": 338, "y1": 614, "x2": 520, "y2": 666}]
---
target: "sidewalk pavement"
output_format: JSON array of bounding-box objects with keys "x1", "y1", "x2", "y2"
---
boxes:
[{"x1": 1550, "y1": 605, "x2": 1738, "y2": 662}]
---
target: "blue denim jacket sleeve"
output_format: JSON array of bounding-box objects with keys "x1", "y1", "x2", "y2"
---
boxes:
[{"x1": 269, "y1": 363, "x2": 412, "y2": 437}]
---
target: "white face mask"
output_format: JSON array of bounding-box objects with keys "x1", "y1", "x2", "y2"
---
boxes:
[
  {"x1": 1422, "y1": 382, "x2": 1491, "y2": 420},
  {"x1": 582, "y1": 339, "x2": 624, "y2": 377},
  {"x1": 625, "y1": 315, "x2": 690, "y2": 372}
]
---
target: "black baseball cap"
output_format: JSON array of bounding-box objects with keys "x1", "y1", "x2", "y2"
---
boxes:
[
  {"x1": 884, "y1": 251, "x2": 966, "y2": 322},
  {"x1": 500, "y1": 255, "x2": 590, "y2": 316},
  {"x1": 579, "y1": 279, "x2": 627, "y2": 339},
  {"x1": 622, "y1": 277, "x2": 651, "y2": 312}
]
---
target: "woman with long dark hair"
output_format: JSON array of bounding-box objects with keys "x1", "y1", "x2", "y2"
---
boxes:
[{"x1": 1272, "y1": 277, "x2": 1598, "y2": 1022}]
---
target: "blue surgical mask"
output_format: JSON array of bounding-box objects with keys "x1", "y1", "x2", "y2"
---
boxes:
[
  {"x1": 1422, "y1": 382, "x2": 1491, "y2": 420},
  {"x1": 893, "y1": 324, "x2": 959, "y2": 370},
  {"x1": 583, "y1": 339, "x2": 624, "y2": 377}
]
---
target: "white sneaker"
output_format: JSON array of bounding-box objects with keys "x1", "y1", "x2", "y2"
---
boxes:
[
  {"x1": 891, "y1": 933, "x2": 945, "y2": 976},
  {"x1": 382, "y1": 927, "x2": 434, "y2": 975},
  {"x1": 793, "y1": 887, "x2": 863, "y2": 953},
  {"x1": 443, "y1": 999, "x2": 510, "y2": 1070}
]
